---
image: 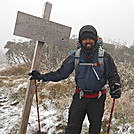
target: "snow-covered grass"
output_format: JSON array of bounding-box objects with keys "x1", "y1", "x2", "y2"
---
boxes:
[
  {"x1": 0, "y1": 63, "x2": 134, "y2": 134},
  {"x1": 0, "y1": 64, "x2": 10, "y2": 71}
]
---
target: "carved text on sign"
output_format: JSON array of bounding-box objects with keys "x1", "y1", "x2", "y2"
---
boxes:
[{"x1": 14, "y1": 11, "x2": 71, "y2": 45}]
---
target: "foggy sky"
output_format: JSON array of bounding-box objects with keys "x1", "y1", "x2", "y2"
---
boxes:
[{"x1": 0, "y1": 0, "x2": 134, "y2": 51}]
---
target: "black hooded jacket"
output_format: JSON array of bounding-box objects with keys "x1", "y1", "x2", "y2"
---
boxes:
[{"x1": 42, "y1": 25, "x2": 120, "y2": 91}]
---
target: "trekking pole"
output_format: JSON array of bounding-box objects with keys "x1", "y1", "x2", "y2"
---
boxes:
[
  {"x1": 107, "y1": 98, "x2": 115, "y2": 134},
  {"x1": 34, "y1": 80, "x2": 41, "y2": 133}
]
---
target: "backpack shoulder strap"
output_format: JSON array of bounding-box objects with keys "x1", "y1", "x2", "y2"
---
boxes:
[
  {"x1": 74, "y1": 47, "x2": 105, "y2": 71},
  {"x1": 98, "y1": 46, "x2": 105, "y2": 71},
  {"x1": 74, "y1": 48, "x2": 81, "y2": 70}
]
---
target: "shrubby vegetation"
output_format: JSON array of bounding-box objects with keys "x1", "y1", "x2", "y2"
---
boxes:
[
  {"x1": 4, "y1": 37, "x2": 134, "y2": 70},
  {"x1": 0, "y1": 63, "x2": 133, "y2": 133},
  {"x1": 1, "y1": 37, "x2": 134, "y2": 133},
  {"x1": 103, "y1": 43, "x2": 134, "y2": 66}
]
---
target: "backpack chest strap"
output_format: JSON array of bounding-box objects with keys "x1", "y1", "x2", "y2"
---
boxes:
[{"x1": 79, "y1": 62, "x2": 100, "y2": 66}]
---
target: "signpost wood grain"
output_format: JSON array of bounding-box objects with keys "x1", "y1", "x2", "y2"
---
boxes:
[
  {"x1": 13, "y1": 2, "x2": 71, "y2": 134},
  {"x1": 14, "y1": 11, "x2": 71, "y2": 46}
]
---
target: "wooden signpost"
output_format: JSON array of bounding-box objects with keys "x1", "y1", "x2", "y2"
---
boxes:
[
  {"x1": 14, "y1": 11, "x2": 71, "y2": 46},
  {"x1": 13, "y1": 2, "x2": 71, "y2": 134}
]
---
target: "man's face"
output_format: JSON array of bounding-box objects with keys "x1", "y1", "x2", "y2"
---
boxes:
[{"x1": 82, "y1": 38, "x2": 95, "y2": 49}]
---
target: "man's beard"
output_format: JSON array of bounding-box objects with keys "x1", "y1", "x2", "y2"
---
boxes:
[{"x1": 83, "y1": 42, "x2": 95, "y2": 52}]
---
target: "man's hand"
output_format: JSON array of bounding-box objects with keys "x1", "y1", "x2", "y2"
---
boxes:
[
  {"x1": 110, "y1": 83, "x2": 121, "y2": 99},
  {"x1": 29, "y1": 70, "x2": 44, "y2": 81}
]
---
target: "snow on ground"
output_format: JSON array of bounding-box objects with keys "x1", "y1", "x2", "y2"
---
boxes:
[
  {"x1": 0, "y1": 64, "x2": 134, "y2": 133},
  {"x1": 0, "y1": 63, "x2": 10, "y2": 71},
  {"x1": 0, "y1": 79, "x2": 134, "y2": 134},
  {"x1": 0, "y1": 85, "x2": 60, "y2": 134},
  {"x1": 0, "y1": 87, "x2": 22, "y2": 133},
  {"x1": 0, "y1": 80, "x2": 89, "y2": 134}
]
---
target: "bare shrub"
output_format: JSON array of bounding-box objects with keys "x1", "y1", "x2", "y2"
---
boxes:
[{"x1": 0, "y1": 65, "x2": 30, "y2": 76}]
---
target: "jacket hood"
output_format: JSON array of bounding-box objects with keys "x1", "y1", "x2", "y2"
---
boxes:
[{"x1": 78, "y1": 25, "x2": 97, "y2": 42}]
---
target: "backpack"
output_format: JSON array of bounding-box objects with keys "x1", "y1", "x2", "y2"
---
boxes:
[{"x1": 74, "y1": 37, "x2": 105, "y2": 80}]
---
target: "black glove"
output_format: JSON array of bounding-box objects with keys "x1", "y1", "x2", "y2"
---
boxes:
[
  {"x1": 110, "y1": 83, "x2": 121, "y2": 99},
  {"x1": 29, "y1": 70, "x2": 44, "y2": 81}
]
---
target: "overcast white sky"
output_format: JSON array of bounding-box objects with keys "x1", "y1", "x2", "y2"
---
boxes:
[{"x1": 0, "y1": 0, "x2": 134, "y2": 51}]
